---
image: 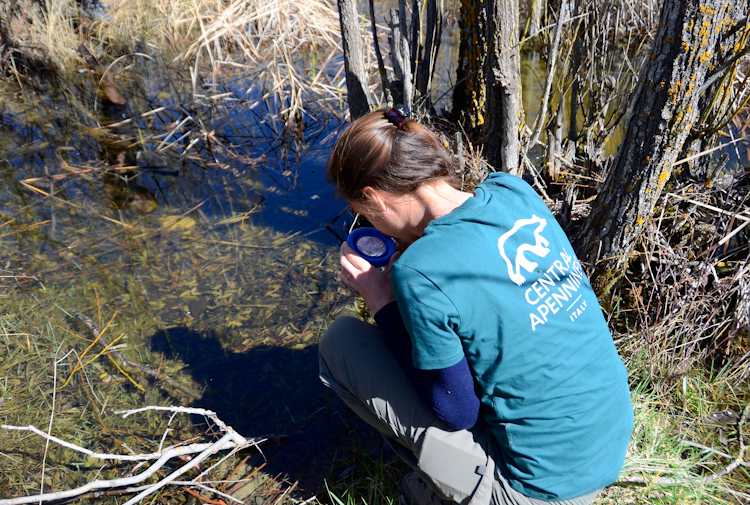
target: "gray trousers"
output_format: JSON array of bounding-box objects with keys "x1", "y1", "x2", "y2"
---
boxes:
[{"x1": 318, "y1": 315, "x2": 601, "y2": 505}]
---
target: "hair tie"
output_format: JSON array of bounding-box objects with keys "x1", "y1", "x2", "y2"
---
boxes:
[{"x1": 384, "y1": 107, "x2": 408, "y2": 129}]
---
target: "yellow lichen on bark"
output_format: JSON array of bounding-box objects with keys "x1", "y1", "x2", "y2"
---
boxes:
[
  {"x1": 668, "y1": 80, "x2": 682, "y2": 103},
  {"x1": 699, "y1": 20, "x2": 712, "y2": 47},
  {"x1": 686, "y1": 77, "x2": 696, "y2": 97},
  {"x1": 657, "y1": 168, "x2": 670, "y2": 188},
  {"x1": 459, "y1": 0, "x2": 486, "y2": 130},
  {"x1": 698, "y1": 4, "x2": 717, "y2": 16}
]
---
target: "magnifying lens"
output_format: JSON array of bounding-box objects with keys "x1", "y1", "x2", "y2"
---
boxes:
[
  {"x1": 345, "y1": 214, "x2": 397, "y2": 267},
  {"x1": 347, "y1": 227, "x2": 397, "y2": 267}
]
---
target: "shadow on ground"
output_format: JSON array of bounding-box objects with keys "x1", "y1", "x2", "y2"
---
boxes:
[{"x1": 150, "y1": 326, "x2": 387, "y2": 494}]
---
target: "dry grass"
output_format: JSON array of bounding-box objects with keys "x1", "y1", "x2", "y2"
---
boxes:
[
  {"x1": 600, "y1": 388, "x2": 749, "y2": 504},
  {"x1": 28, "y1": 0, "x2": 80, "y2": 69},
  {"x1": 3, "y1": 0, "x2": 372, "y2": 125},
  {"x1": 96, "y1": 0, "x2": 352, "y2": 118}
]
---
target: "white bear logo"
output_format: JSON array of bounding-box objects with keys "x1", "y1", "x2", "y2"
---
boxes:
[{"x1": 497, "y1": 215, "x2": 551, "y2": 286}]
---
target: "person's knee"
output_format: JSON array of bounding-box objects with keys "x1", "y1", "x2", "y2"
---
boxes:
[
  {"x1": 319, "y1": 314, "x2": 371, "y2": 388},
  {"x1": 318, "y1": 315, "x2": 361, "y2": 364}
]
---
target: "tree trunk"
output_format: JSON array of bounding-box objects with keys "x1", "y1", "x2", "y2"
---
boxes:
[
  {"x1": 415, "y1": 0, "x2": 442, "y2": 110},
  {"x1": 576, "y1": 0, "x2": 750, "y2": 287},
  {"x1": 387, "y1": 6, "x2": 414, "y2": 113},
  {"x1": 452, "y1": 0, "x2": 489, "y2": 141},
  {"x1": 368, "y1": 0, "x2": 392, "y2": 106},
  {"x1": 567, "y1": 0, "x2": 583, "y2": 144},
  {"x1": 682, "y1": 2, "x2": 750, "y2": 184},
  {"x1": 336, "y1": 0, "x2": 373, "y2": 119},
  {"x1": 528, "y1": 0, "x2": 545, "y2": 36},
  {"x1": 484, "y1": 0, "x2": 522, "y2": 174}
]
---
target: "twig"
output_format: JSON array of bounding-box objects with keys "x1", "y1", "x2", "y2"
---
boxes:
[
  {"x1": 185, "y1": 487, "x2": 228, "y2": 505},
  {"x1": 666, "y1": 193, "x2": 750, "y2": 223},
  {"x1": 121, "y1": 433, "x2": 238, "y2": 505},
  {"x1": 672, "y1": 135, "x2": 750, "y2": 168},
  {"x1": 368, "y1": 0, "x2": 391, "y2": 104},
  {"x1": 39, "y1": 347, "x2": 71, "y2": 503},
  {"x1": 73, "y1": 313, "x2": 194, "y2": 397},
  {"x1": 177, "y1": 481, "x2": 240, "y2": 504},
  {"x1": 62, "y1": 311, "x2": 118, "y2": 387},
  {"x1": 117, "y1": 406, "x2": 235, "y2": 434}
]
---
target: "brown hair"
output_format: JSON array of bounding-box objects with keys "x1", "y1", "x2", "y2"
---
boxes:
[{"x1": 327, "y1": 108, "x2": 459, "y2": 202}]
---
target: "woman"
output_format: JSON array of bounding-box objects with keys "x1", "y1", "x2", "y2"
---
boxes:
[{"x1": 318, "y1": 108, "x2": 633, "y2": 505}]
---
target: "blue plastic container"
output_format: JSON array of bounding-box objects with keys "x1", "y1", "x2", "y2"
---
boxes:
[{"x1": 346, "y1": 227, "x2": 397, "y2": 267}]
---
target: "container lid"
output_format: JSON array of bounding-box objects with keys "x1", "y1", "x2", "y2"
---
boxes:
[{"x1": 346, "y1": 227, "x2": 397, "y2": 267}]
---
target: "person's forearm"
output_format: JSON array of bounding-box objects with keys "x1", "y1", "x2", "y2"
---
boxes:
[{"x1": 373, "y1": 302, "x2": 480, "y2": 431}]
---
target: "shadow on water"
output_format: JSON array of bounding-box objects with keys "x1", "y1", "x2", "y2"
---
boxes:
[{"x1": 150, "y1": 326, "x2": 387, "y2": 493}]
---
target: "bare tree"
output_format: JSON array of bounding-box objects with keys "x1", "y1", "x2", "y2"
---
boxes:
[
  {"x1": 414, "y1": 0, "x2": 443, "y2": 111},
  {"x1": 336, "y1": 0, "x2": 373, "y2": 119},
  {"x1": 387, "y1": 5, "x2": 414, "y2": 112},
  {"x1": 484, "y1": 0, "x2": 523, "y2": 174},
  {"x1": 360, "y1": 0, "x2": 444, "y2": 114},
  {"x1": 576, "y1": 0, "x2": 750, "y2": 290},
  {"x1": 452, "y1": 0, "x2": 489, "y2": 141}
]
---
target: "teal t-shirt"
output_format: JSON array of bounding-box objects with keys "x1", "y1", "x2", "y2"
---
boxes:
[{"x1": 390, "y1": 172, "x2": 633, "y2": 500}]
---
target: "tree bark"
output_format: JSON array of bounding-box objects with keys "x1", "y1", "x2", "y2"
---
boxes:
[
  {"x1": 415, "y1": 0, "x2": 442, "y2": 109},
  {"x1": 567, "y1": 0, "x2": 583, "y2": 143},
  {"x1": 387, "y1": 6, "x2": 414, "y2": 112},
  {"x1": 484, "y1": 0, "x2": 522, "y2": 173},
  {"x1": 368, "y1": 0, "x2": 392, "y2": 105},
  {"x1": 452, "y1": 0, "x2": 489, "y2": 141},
  {"x1": 576, "y1": 0, "x2": 750, "y2": 286},
  {"x1": 336, "y1": 0, "x2": 373, "y2": 119}
]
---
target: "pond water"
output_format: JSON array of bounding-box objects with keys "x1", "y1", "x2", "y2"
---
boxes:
[{"x1": 0, "y1": 60, "x2": 363, "y2": 489}]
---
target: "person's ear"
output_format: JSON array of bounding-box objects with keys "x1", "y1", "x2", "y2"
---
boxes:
[{"x1": 361, "y1": 186, "x2": 388, "y2": 213}]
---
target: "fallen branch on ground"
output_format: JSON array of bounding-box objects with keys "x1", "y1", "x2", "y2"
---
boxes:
[{"x1": 0, "y1": 406, "x2": 265, "y2": 505}]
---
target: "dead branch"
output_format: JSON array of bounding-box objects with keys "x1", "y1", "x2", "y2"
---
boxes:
[
  {"x1": 73, "y1": 312, "x2": 196, "y2": 397},
  {"x1": 0, "y1": 406, "x2": 265, "y2": 505}
]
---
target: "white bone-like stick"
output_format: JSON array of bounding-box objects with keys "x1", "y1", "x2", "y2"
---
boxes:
[
  {"x1": 0, "y1": 424, "x2": 214, "y2": 462},
  {"x1": 0, "y1": 405, "x2": 264, "y2": 505},
  {"x1": 0, "y1": 436, "x2": 239, "y2": 505},
  {"x1": 121, "y1": 433, "x2": 238, "y2": 505},
  {"x1": 117, "y1": 405, "x2": 233, "y2": 434}
]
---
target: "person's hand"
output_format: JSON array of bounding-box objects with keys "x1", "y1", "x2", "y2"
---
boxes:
[{"x1": 339, "y1": 242, "x2": 398, "y2": 314}]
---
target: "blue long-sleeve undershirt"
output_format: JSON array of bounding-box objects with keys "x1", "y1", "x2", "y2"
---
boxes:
[{"x1": 373, "y1": 301, "x2": 480, "y2": 431}]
